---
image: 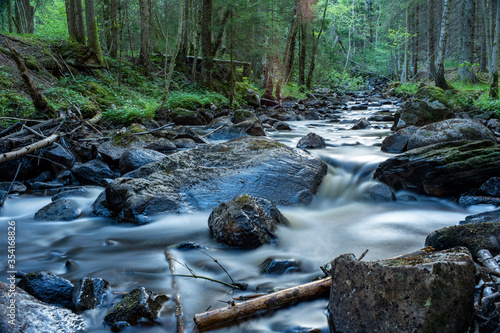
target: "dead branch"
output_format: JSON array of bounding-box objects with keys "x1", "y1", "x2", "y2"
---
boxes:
[
  {"x1": 0, "y1": 122, "x2": 23, "y2": 138},
  {"x1": 133, "y1": 123, "x2": 173, "y2": 135},
  {"x1": 478, "y1": 249, "x2": 500, "y2": 284},
  {"x1": 0, "y1": 161, "x2": 22, "y2": 206},
  {"x1": 0, "y1": 133, "x2": 59, "y2": 164},
  {"x1": 193, "y1": 277, "x2": 331, "y2": 330},
  {"x1": 165, "y1": 249, "x2": 185, "y2": 333},
  {"x1": 385, "y1": 246, "x2": 435, "y2": 261},
  {"x1": 87, "y1": 112, "x2": 103, "y2": 124},
  {"x1": 202, "y1": 125, "x2": 226, "y2": 138}
]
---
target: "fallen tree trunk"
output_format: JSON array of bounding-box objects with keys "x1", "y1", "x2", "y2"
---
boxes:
[
  {"x1": 193, "y1": 277, "x2": 331, "y2": 330},
  {"x1": 0, "y1": 133, "x2": 59, "y2": 164}
]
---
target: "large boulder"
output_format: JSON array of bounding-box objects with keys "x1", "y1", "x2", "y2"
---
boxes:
[
  {"x1": 407, "y1": 119, "x2": 496, "y2": 150},
  {"x1": 459, "y1": 209, "x2": 500, "y2": 225},
  {"x1": 119, "y1": 148, "x2": 167, "y2": 174},
  {"x1": 393, "y1": 99, "x2": 455, "y2": 129},
  {"x1": 42, "y1": 143, "x2": 75, "y2": 168},
  {"x1": 374, "y1": 140, "x2": 500, "y2": 197},
  {"x1": 104, "y1": 287, "x2": 169, "y2": 326},
  {"x1": 72, "y1": 159, "x2": 119, "y2": 186},
  {"x1": 329, "y1": 248, "x2": 475, "y2": 333},
  {"x1": 34, "y1": 199, "x2": 82, "y2": 221},
  {"x1": 297, "y1": 133, "x2": 326, "y2": 149},
  {"x1": 98, "y1": 126, "x2": 150, "y2": 165},
  {"x1": 103, "y1": 137, "x2": 327, "y2": 224},
  {"x1": 208, "y1": 194, "x2": 289, "y2": 248},
  {"x1": 426, "y1": 222, "x2": 500, "y2": 258},
  {"x1": 171, "y1": 108, "x2": 209, "y2": 126},
  {"x1": 381, "y1": 126, "x2": 418, "y2": 153},
  {"x1": 16, "y1": 271, "x2": 74, "y2": 310},
  {"x1": 0, "y1": 282, "x2": 85, "y2": 333},
  {"x1": 480, "y1": 177, "x2": 500, "y2": 196}
]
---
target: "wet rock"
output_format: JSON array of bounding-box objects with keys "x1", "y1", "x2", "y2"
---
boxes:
[
  {"x1": 425, "y1": 223, "x2": 500, "y2": 258},
  {"x1": 329, "y1": 248, "x2": 475, "y2": 333},
  {"x1": 176, "y1": 242, "x2": 206, "y2": 250},
  {"x1": 33, "y1": 171, "x2": 52, "y2": 182},
  {"x1": 271, "y1": 110, "x2": 297, "y2": 121},
  {"x1": 297, "y1": 133, "x2": 326, "y2": 149},
  {"x1": 16, "y1": 271, "x2": 74, "y2": 310},
  {"x1": 393, "y1": 99, "x2": 455, "y2": 129},
  {"x1": 208, "y1": 194, "x2": 289, "y2": 248},
  {"x1": 351, "y1": 118, "x2": 371, "y2": 130},
  {"x1": 480, "y1": 177, "x2": 500, "y2": 197},
  {"x1": 398, "y1": 194, "x2": 418, "y2": 201},
  {"x1": 279, "y1": 326, "x2": 321, "y2": 333},
  {"x1": 42, "y1": 143, "x2": 75, "y2": 168},
  {"x1": 302, "y1": 110, "x2": 322, "y2": 120},
  {"x1": 407, "y1": 119, "x2": 496, "y2": 150},
  {"x1": 374, "y1": 140, "x2": 500, "y2": 197},
  {"x1": 487, "y1": 118, "x2": 500, "y2": 133},
  {"x1": 29, "y1": 181, "x2": 64, "y2": 191},
  {"x1": 458, "y1": 195, "x2": 500, "y2": 206},
  {"x1": 110, "y1": 321, "x2": 130, "y2": 332},
  {"x1": 73, "y1": 277, "x2": 110, "y2": 312},
  {"x1": 260, "y1": 258, "x2": 301, "y2": 274},
  {"x1": 0, "y1": 181, "x2": 27, "y2": 194},
  {"x1": 362, "y1": 183, "x2": 396, "y2": 202},
  {"x1": 51, "y1": 187, "x2": 95, "y2": 201},
  {"x1": 273, "y1": 121, "x2": 292, "y2": 131},
  {"x1": 459, "y1": 209, "x2": 500, "y2": 225},
  {"x1": 98, "y1": 128, "x2": 148, "y2": 165},
  {"x1": 350, "y1": 103, "x2": 369, "y2": 110},
  {"x1": 207, "y1": 115, "x2": 233, "y2": 129},
  {"x1": 232, "y1": 109, "x2": 257, "y2": 123},
  {"x1": 91, "y1": 191, "x2": 115, "y2": 217},
  {"x1": 0, "y1": 156, "x2": 34, "y2": 181},
  {"x1": 173, "y1": 138, "x2": 196, "y2": 149},
  {"x1": 34, "y1": 199, "x2": 82, "y2": 221},
  {"x1": 144, "y1": 138, "x2": 177, "y2": 154},
  {"x1": 368, "y1": 111, "x2": 394, "y2": 122},
  {"x1": 119, "y1": 148, "x2": 167, "y2": 174},
  {"x1": 240, "y1": 88, "x2": 261, "y2": 107},
  {"x1": 381, "y1": 126, "x2": 418, "y2": 153},
  {"x1": 104, "y1": 287, "x2": 169, "y2": 326},
  {"x1": 171, "y1": 126, "x2": 209, "y2": 144},
  {"x1": 171, "y1": 108, "x2": 208, "y2": 125},
  {"x1": 72, "y1": 159, "x2": 120, "y2": 186},
  {"x1": 206, "y1": 118, "x2": 266, "y2": 140},
  {"x1": 0, "y1": 282, "x2": 85, "y2": 333},
  {"x1": 105, "y1": 137, "x2": 327, "y2": 224}
]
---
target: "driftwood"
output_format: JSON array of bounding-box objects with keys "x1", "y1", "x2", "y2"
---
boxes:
[
  {"x1": 165, "y1": 249, "x2": 185, "y2": 333},
  {"x1": 193, "y1": 277, "x2": 331, "y2": 330},
  {"x1": 478, "y1": 249, "x2": 500, "y2": 285},
  {"x1": 0, "y1": 133, "x2": 59, "y2": 164}
]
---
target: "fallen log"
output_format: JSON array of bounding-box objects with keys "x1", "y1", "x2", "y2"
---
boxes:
[
  {"x1": 193, "y1": 277, "x2": 331, "y2": 330},
  {"x1": 0, "y1": 133, "x2": 59, "y2": 164}
]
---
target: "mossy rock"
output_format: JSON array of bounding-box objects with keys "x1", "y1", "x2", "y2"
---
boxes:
[
  {"x1": 415, "y1": 84, "x2": 450, "y2": 107},
  {"x1": 25, "y1": 56, "x2": 41, "y2": 71},
  {"x1": 171, "y1": 108, "x2": 207, "y2": 125},
  {"x1": 232, "y1": 109, "x2": 255, "y2": 123}
]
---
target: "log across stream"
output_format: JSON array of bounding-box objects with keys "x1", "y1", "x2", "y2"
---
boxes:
[{"x1": 0, "y1": 102, "x2": 494, "y2": 332}]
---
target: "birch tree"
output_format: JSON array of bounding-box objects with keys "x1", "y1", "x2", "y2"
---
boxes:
[{"x1": 434, "y1": 0, "x2": 452, "y2": 90}]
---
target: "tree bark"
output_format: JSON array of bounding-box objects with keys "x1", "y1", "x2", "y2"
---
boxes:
[
  {"x1": 427, "y1": 0, "x2": 436, "y2": 79},
  {"x1": 298, "y1": 21, "x2": 307, "y2": 86},
  {"x1": 458, "y1": 0, "x2": 476, "y2": 82},
  {"x1": 8, "y1": 0, "x2": 13, "y2": 33},
  {"x1": 109, "y1": 0, "x2": 118, "y2": 57},
  {"x1": 14, "y1": 0, "x2": 34, "y2": 34},
  {"x1": 65, "y1": 0, "x2": 86, "y2": 44},
  {"x1": 138, "y1": 0, "x2": 151, "y2": 75},
  {"x1": 201, "y1": 0, "x2": 213, "y2": 86},
  {"x1": 85, "y1": 0, "x2": 104, "y2": 66},
  {"x1": 490, "y1": 0, "x2": 500, "y2": 98},
  {"x1": 434, "y1": 0, "x2": 452, "y2": 90},
  {"x1": 306, "y1": 0, "x2": 328, "y2": 89}
]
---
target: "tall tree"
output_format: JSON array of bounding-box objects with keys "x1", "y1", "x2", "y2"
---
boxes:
[
  {"x1": 104, "y1": 0, "x2": 118, "y2": 57},
  {"x1": 201, "y1": 0, "x2": 213, "y2": 86},
  {"x1": 427, "y1": 0, "x2": 436, "y2": 80},
  {"x1": 490, "y1": 0, "x2": 500, "y2": 98},
  {"x1": 65, "y1": 0, "x2": 85, "y2": 44},
  {"x1": 85, "y1": 0, "x2": 104, "y2": 65},
  {"x1": 306, "y1": 0, "x2": 328, "y2": 89},
  {"x1": 138, "y1": 0, "x2": 151, "y2": 75},
  {"x1": 434, "y1": 0, "x2": 452, "y2": 90},
  {"x1": 458, "y1": 0, "x2": 476, "y2": 82},
  {"x1": 14, "y1": 0, "x2": 34, "y2": 33}
]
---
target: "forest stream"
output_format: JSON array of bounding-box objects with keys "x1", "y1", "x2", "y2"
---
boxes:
[{"x1": 0, "y1": 97, "x2": 495, "y2": 333}]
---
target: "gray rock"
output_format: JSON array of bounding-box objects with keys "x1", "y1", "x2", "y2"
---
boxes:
[
  {"x1": 425, "y1": 222, "x2": 500, "y2": 258},
  {"x1": 173, "y1": 138, "x2": 196, "y2": 149},
  {"x1": 119, "y1": 148, "x2": 167, "y2": 174},
  {"x1": 72, "y1": 159, "x2": 119, "y2": 186},
  {"x1": 42, "y1": 143, "x2": 75, "y2": 168},
  {"x1": 260, "y1": 258, "x2": 301, "y2": 274},
  {"x1": 381, "y1": 126, "x2": 418, "y2": 153},
  {"x1": 368, "y1": 111, "x2": 394, "y2": 122},
  {"x1": 407, "y1": 119, "x2": 496, "y2": 150},
  {"x1": 297, "y1": 133, "x2": 326, "y2": 149},
  {"x1": 105, "y1": 137, "x2": 327, "y2": 224},
  {"x1": 208, "y1": 194, "x2": 289, "y2": 248},
  {"x1": 458, "y1": 195, "x2": 500, "y2": 206},
  {"x1": 98, "y1": 139, "x2": 146, "y2": 165},
  {"x1": 393, "y1": 99, "x2": 455, "y2": 129},
  {"x1": 351, "y1": 118, "x2": 371, "y2": 130},
  {"x1": 241, "y1": 88, "x2": 261, "y2": 107},
  {"x1": 16, "y1": 271, "x2": 74, "y2": 310},
  {"x1": 171, "y1": 125, "x2": 209, "y2": 144},
  {"x1": 302, "y1": 110, "x2": 322, "y2": 120},
  {"x1": 362, "y1": 183, "x2": 396, "y2": 202},
  {"x1": 51, "y1": 187, "x2": 95, "y2": 201},
  {"x1": 273, "y1": 121, "x2": 292, "y2": 131},
  {"x1": 480, "y1": 177, "x2": 500, "y2": 197},
  {"x1": 0, "y1": 156, "x2": 34, "y2": 181},
  {"x1": 374, "y1": 140, "x2": 500, "y2": 197},
  {"x1": 104, "y1": 287, "x2": 169, "y2": 325},
  {"x1": 144, "y1": 138, "x2": 177, "y2": 154},
  {"x1": 207, "y1": 117, "x2": 266, "y2": 140},
  {"x1": 0, "y1": 282, "x2": 85, "y2": 333},
  {"x1": 34, "y1": 199, "x2": 82, "y2": 221},
  {"x1": 91, "y1": 191, "x2": 115, "y2": 217},
  {"x1": 206, "y1": 115, "x2": 233, "y2": 129},
  {"x1": 73, "y1": 277, "x2": 110, "y2": 312},
  {"x1": 171, "y1": 108, "x2": 209, "y2": 125},
  {"x1": 459, "y1": 209, "x2": 500, "y2": 225},
  {"x1": 329, "y1": 248, "x2": 475, "y2": 333}
]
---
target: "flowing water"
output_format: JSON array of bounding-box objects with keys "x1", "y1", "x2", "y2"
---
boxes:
[{"x1": 0, "y1": 100, "x2": 495, "y2": 332}]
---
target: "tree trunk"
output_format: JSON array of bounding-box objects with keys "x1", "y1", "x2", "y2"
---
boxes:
[
  {"x1": 14, "y1": 0, "x2": 34, "y2": 34},
  {"x1": 306, "y1": 0, "x2": 328, "y2": 89},
  {"x1": 282, "y1": 0, "x2": 300, "y2": 84},
  {"x1": 427, "y1": 0, "x2": 436, "y2": 79},
  {"x1": 138, "y1": 0, "x2": 151, "y2": 75},
  {"x1": 65, "y1": 0, "x2": 86, "y2": 44},
  {"x1": 109, "y1": 0, "x2": 118, "y2": 57},
  {"x1": 490, "y1": 0, "x2": 500, "y2": 98},
  {"x1": 178, "y1": 0, "x2": 191, "y2": 62},
  {"x1": 411, "y1": 4, "x2": 419, "y2": 77},
  {"x1": 458, "y1": 0, "x2": 476, "y2": 82},
  {"x1": 201, "y1": 0, "x2": 213, "y2": 86},
  {"x1": 211, "y1": 9, "x2": 231, "y2": 58},
  {"x1": 85, "y1": 0, "x2": 104, "y2": 66},
  {"x1": 8, "y1": 0, "x2": 13, "y2": 33},
  {"x1": 434, "y1": 0, "x2": 452, "y2": 90},
  {"x1": 298, "y1": 21, "x2": 306, "y2": 86},
  {"x1": 402, "y1": 7, "x2": 409, "y2": 82}
]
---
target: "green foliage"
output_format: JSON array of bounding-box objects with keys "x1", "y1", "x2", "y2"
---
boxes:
[
  {"x1": 393, "y1": 82, "x2": 418, "y2": 96},
  {"x1": 34, "y1": 0, "x2": 69, "y2": 40},
  {"x1": 103, "y1": 98, "x2": 159, "y2": 123},
  {"x1": 167, "y1": 90, "x2": 229, "y2": 110},
  {"x1": 475, "y1": 95, "x2": 500, "y2": 115},
  {"x1": 324, "y1": 70, "x2": 365, "y2": 90},
  {"x1": 281, "y1": 82, "x2": 308, "y2": 99}
]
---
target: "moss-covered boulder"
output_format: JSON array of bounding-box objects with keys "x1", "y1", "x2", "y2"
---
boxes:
[
  {"x1": 415, "y1": 84, "x2": 450, "y2": 107},
  {"x1": 98, "y1": 125, "x2": 152, "y2": 164},
  {"x1": 104, "y1": 287, "x2": 169, "y2": 326},
  {"x1": 374, "y1": 140, "x2": 500, "y2": 197},
  {"x1": 171, "y1": 108, "x2": 209, "y2": 126},
  {"x1": 392, "y1": 99, "x2": 455, "y2": 129},
  {"x1": 425, "y1": 222, "x2": 500, "y2": 258},
  {"x1": 102, "y1": 137, "x2": 327, "y2": 224},
  {"x1": 208, "y1": 194, "x2": 289, "y2": 248},
  {"x1": 329, "y1": 248, "x2": 475, "y2": 333}
]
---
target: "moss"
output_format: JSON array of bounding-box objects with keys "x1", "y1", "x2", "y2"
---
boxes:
[
  {"x1": 0, "y1": 69, "x2": 14, "y2": 88},
  {"x1": 415, "y1": 85, "x2": 450, "y2": 107},
  {"x1": 128, "y1": 123, "x2": 147, "y2": 133},
  {"x1": 112, "y1": 131, "x2": 140, "y2": 147},
  {"x1": 233, "y1": 109, "x2": 254, "y2": 122},
  {"x1": 173, "y1": 108, "x2": 197, "y2": 117},
  {"x1": 234, "y1": 194, "x2": 253, "y2": 208},
  {"x1": 25, "y1": 56, "x2": 41, "y2": 70},
  {"x1": 248, "y1": 139, "x2": 286, "y2": 151}
]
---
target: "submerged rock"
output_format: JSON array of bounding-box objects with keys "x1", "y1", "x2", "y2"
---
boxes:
[
  {"x1": 73, "y1": 277, "x2": 110, "y2": 312},
  {"x1": 425, "y1": 222, "x2": 500, "y2": 258},
  {"x1": 104, "y1": 287, "x2": 169, "y2": 326},
  {"x1": 273, "y1": 121, "x2": 292, "y2": 131},
  {"x1": 329, "y1": 248, "x2": 475, "y2": 333},
  {"x1": 208, "y1": 194, "x2": 289, "y2": 248},
  {"x1": 260, "y1": 258, "x2": 301, "y2": 274},
  {"x1": 91, "y1": 191, "x2": 115, "y2": 217},
  {"x1": 297, "y1": 133, "x2": 326, "y2": 149},
  {"x1": 104, "y1": 137, "x2": 327, "y2": 224},
  {"x1": 407, "y1": 119, "x2": 496, "y2": 150},
  {"x1": 34, "y1": 199, "x2": 82, "y2": 221},
  {"x1": 374, "y1": 140, "x2": 500, "y2": 197},
  {"x1": 0, "y1": 282, "x2": 85, "y2": 333},
  {"x1": 16, "y1": 271, "x2": 74, "y2": 310}
]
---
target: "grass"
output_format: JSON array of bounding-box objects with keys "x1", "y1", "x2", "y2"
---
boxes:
[{"x1": 394, "y1": 82, "x2": 419, "y2": 95}]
